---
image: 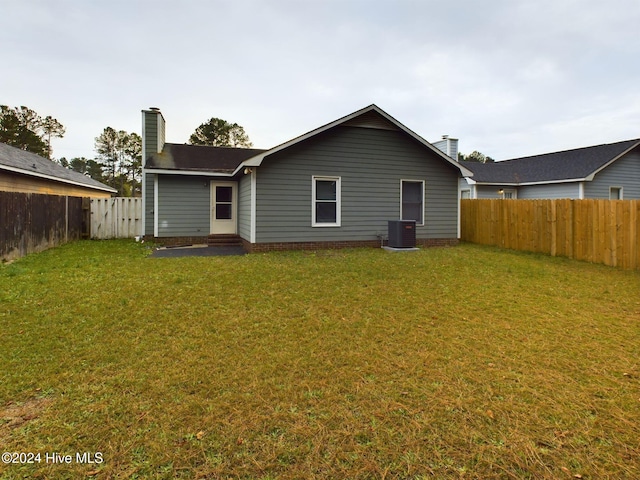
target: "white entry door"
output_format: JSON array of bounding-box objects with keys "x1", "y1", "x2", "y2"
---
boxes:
[{"x1": 210, "y1": 182, "x2": 237, "y2": 234}]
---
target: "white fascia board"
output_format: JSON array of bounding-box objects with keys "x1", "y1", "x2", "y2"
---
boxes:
[
  {"x1": 234, "y1": 104, "x2": 475, "y2": 177},
  {"x1": 0, "y1": 164, "x2": 117, "y2": 193},
  {"x1": 143, "y1": 168, "x2": 234, "y2": 178},
  {"x1": 472, "y1": 181, "x2": 520, "y2": 187},
  {"x1": 586, "y1": 141, "x2": 640, "y2": 180},
  {"x1": 474, "y1": 178, "x2": 590, "y2": 187}
]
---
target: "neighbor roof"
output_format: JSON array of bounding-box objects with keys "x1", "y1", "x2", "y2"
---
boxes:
[
  {"x1": 0, "y1": 142, "x2": 116, "y2": 193},
  {"x1": 146, "y1": 143, "x2": 267, "y2": 174},
  {"x1": 462, "y1": 139, "x2": 640, "y2": 185}
]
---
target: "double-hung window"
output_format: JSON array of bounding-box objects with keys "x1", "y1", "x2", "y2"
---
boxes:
[
  {"x1": 312, "y1": 176, "x2": 341, "y2": 227},
  {"x1": 401, "y1": 180, "x2": 424, "y2": 225}
]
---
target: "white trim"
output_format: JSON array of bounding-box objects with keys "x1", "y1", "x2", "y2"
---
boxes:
[
  {"x1": 312, "y1": 176, "x2": 341, "y2": 227},
  {"x1": 141, "y1": 172, "x2": 146, "y2": 235},
  {"x1": 457, "y1": 190, "x2": 462, "y2": 238},
  {"x1": 578, "y1": 182, "x2": 585, "y2": 199},
  {"x1": 473, "y1": 177, "x2": 589, "y2": 187},
  {"x1": 210, "y1": 181, "x2": 237, "y2": 234},
  {"x1": 500, "y1": 188, "x2": 517, "y2": 199},
  {"x1": 400, "y1": 179, "x2": 425, "y2": 226},
  {"x1": 587, "y1": 141, "x2": 640, "y2": 180},
  {"x1": 153, "y1": 174, "x2": 159, "y2": 237},
  {"x1": 250, "y1": 169, "x2": 257, "y2": 243},
  {"x1": 0, "y1": 164, "x2": 116, "y2": 193},
  {"x1": 609, "y1": 186, "x2": 624, "y2": 200},
  {"x1": 236, "y1": 105, "x2": 474, "y2": 178}
]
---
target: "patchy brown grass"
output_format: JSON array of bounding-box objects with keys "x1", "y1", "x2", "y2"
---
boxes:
[
  {"x1": 0, "y1": 397, "x2": 53, "y2": 444},
  {"x1": 0, "y1": 240, "x2": 639, "y2": 479}
]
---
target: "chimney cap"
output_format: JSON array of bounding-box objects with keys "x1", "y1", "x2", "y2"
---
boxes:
[{"x1": 149, "y1": 107, "x2": 160, "y2": 112}]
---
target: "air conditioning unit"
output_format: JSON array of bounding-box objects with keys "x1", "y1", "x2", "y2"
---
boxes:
[{"x1": 388, "y1": 220, "x2": 416, "y2": 248}]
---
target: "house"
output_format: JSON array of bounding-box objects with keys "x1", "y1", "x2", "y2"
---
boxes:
[
  {"x1": 0, "y1": 142, "x2": 116, "y2": 197},
  {"x1": 458, "y1": 139, "x2": 640, "y2": 200},
  {"x1": 141, "y1": 105, "x2": 473, "y2": 252}
]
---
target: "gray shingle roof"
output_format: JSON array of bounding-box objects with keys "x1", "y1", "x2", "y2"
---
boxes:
[
  {"x1": 0, "y1": 142, "x2": 116, "y2": 193},
  {"x1": 146, "y1": 143, "x2": 267, "y2": 173},
  {"x1": 461, "y1": 139, "x2": 640, "y2": 184}
]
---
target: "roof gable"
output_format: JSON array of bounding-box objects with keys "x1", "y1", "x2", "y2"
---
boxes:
[
  {"x1": 0, "y1": 142, "x2": 116, "y2": 193},
  {"x1": 240, "y1": 105, "x2": 473, "y2": 177},
  {"x1": 462, "y1": 139, "x2": 640, "y2": 184}
]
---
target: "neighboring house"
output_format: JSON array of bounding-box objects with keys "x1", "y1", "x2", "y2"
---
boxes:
[
  {"x1": 458, "y1": 139, "x2": 640, "y2": 200},
  {"x1": 142, "y1": 104, "x2": 473, "y2": 252},
  {"x1": 0, "y1": 142, "x2": 116, "y2": 198}
]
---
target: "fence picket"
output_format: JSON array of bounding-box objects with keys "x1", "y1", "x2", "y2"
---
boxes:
[
  {"x1": 90, "y1": 197, "x2": 142, "y2": 239},
  {"x1": 461, "y1": 199, "x2": 640, "y2": 270}
]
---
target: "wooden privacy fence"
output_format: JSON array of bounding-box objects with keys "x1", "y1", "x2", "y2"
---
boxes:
[
  {"x1": 90, "y1": 197, "x2": 142, "y2": 239},
  {"x1": 0, "y1": 192, "x2": 88, "y2": 262},
  {"x1": 461, "y1": 199, "x2": 640, "y2": 270}
]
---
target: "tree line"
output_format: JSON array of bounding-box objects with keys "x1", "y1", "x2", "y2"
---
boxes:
[{"x1": 1, "y1": 106, "x2": 254, "y2": 197}]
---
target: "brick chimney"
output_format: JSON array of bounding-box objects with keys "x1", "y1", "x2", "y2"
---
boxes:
[
  {"x1": 141, "y1": 107, "x2": 165, "y2": 167},
  {"x1": 433, "y1": 135, "x2": 459, "y2": 161}
]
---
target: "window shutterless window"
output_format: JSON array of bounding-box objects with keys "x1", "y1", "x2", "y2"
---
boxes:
[
  {"x1": 401, "y1": 180, "x2": 424, "y2": 225},
  {"x1": 610, "y1": 186, "x2": 623, "y2": 200},
  {"x1": 312, "y1": 176, "x2": 341, "y2": 226},
  {"x1": 500, "y1": 189, "x2": 516, "y2": 199}
]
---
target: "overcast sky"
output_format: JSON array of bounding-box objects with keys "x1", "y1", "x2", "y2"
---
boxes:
[{"x1": 3, "y1": 0, "x2": 640, "y2": 161}]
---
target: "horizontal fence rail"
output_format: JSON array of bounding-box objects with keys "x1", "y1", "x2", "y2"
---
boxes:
[
  {"x1": 90, "y1": 197, "x2": 142, "y2": 239},
  {"x1": 461, "y1": 199, "x2": 640, "y2": 270}
]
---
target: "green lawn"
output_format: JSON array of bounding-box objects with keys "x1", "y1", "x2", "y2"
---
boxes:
[{"x1": 1, "y1": 240, "x2": 639, "y2": 479}]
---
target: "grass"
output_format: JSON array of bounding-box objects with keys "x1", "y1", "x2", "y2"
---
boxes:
[{"x1": 0, "y1": 240, "x2": 639, "y2": 479}]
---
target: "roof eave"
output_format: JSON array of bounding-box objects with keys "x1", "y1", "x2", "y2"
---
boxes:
[
  {"x1": 0, "y1": 164, "x2": 117, "y2": 193},
  {"x1": 143, "y1": 167, "x2": 235, "y2": 177},
  {"x1": 473, "y1": 177, "x2": 590, "y2": 187}
]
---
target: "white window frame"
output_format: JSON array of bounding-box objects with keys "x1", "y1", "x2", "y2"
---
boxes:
[
  {"x1": 609, "y1": 186, "x2": 623, "y2": 200},
  {"x1": 400, "y1": 179, "x2": 425, "y2": 226},
  {"x1": 312, "y1": 176, "x2": 341, "y2": 227},
  {"x1": 500, "y1": 188, "x2": 517, "y2": 199}
]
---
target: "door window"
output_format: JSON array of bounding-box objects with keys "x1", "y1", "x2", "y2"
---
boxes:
[{"x1": 215, "y1": 186, "x2": 233, "y2": 220}]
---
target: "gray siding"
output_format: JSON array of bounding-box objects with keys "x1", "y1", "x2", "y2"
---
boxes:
[
  {"x1": 475, "y1": 185, "x2": 505, "y2": 199},
  {"x1": 585, "y1": 152, "x2": 640, "y2": 199},
  {"x1": 143, "y1": 113, "x2": 158, "y2": 161},
  {"x1": 156, "y1": 175, "x2": 211, "y2": 237},
  {"x1": 144, "y1": 172, "x2": 155, "y2": 235},
  {"x1": 518, "y1": 182, "x2": 581, "y2": 199},
  {"x1": 238, "y1": 174, "x2": 251, "y2": 241},
  {"x1": 459, "y1": 177, "x2": 472, "y2": 198},
  {"x1": 473, "y1": 183, "x2": 580, "y2": 199},
  {"x1": 255, "y1": 126, "x2": 460, "y2": 243}
]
